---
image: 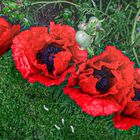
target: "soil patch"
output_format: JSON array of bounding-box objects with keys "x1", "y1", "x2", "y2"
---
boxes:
[{"x1": 29, "y1": 4, "x2": 64, "y2": 26}]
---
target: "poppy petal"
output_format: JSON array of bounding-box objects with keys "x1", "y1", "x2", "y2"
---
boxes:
[
  {"x1": 113, "y1": 113, "x2": 140, "y2": 130},
  {"x1": 53, "y1": 50, "x2": 72, "y2": 75},
  {"x1": 64, "y1": 86, "x2": 122, "y2": 116},
  {"x1": 0, "y1": 17, "x2": 20, "y2": 56}
]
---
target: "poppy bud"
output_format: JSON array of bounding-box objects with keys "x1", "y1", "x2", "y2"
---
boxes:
[
  {"x1": 75, "y1": 31, "x2": 92, "y2": 50},
  {"x1": 89, "y1": 16, "x2": 98, "y2": 23},
  {"x1": 87, "y1": 16, "x2": 102, "y2": 33},
  {"x1": 78, "y1": 22, "x2": 88, "y2": 31}
]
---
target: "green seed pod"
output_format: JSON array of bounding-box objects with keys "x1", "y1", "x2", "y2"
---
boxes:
[
  {"x1": 87, "y1": 16, "x2": 102, "y2": 34},
  {"x1": 75, "y1": 31, "x2": 92, "y2": 50},
  {"x1": 95, "y1": 22, "x2": 102, "y2": 30},
  {"x1": 78, "y1": 22, "x2": 88, "y2": 31},
  {"x1": 88, "y1": 16, "x2": 98, "y2": 23}
]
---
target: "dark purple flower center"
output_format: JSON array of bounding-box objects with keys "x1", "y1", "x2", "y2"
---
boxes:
[
  {"x1": 132, "y1": 89, "x2": 140, "y2": 101},
  {"x1": 36, "y1": 44, "x2": 62, "y2": 73},
  {"x1": 94, "y1": 66, "x2": 114, "y2": 93}
]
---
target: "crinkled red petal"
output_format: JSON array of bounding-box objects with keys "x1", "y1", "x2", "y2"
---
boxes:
[
  {"x1": 78, "y1": 74, "x2": 99, "y2": 95},
  {"x1": 50, "y1": 22, "x2": 76, "y2": 46},
  {"x1": 89, "y1": 46, "x2": 133, "y2": 70},
  {"x1": 50, "y1": 22, "x2": 88, "y2": 63},
  {"x1": 68, "y1": 43, "x2": 88, "y2": 63},
  {"x1": 53, "y1": 49, "x2": 72, "y2": 75},
  {"x1": 123, "y1": 101, "x2": 140, "y2": 117},
  {"x1": 64, "y1": 71, "x2": 122, "y2": 116},
  {"x1": 113, "y1": 113, "x2": 140, "y2": 130},
  {"x1": 0, "y1": 20, "x2": 20, "y2": 56},
  {"x1": 134, "y1": 68, "x2": 140, "y2": 89},
  {"x1": 12, "y1": 27, "x2": 50, "y2": 78},
  {"x1": 28, "y1": 64, "x2": 76, "y2": 86},
  {"x1": 64, "y1": 86, "x2": 122, "y2": 116},
  {"x1": 113, "y1": 86, "x2": 135, "y2": 110},
  {"x1": 0, "y1": 17, "x2": 11, "y2": 28}
]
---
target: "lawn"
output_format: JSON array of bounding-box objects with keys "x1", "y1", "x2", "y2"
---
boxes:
[{"x1": 0, "y1": 0, "x2": 140, "y2": 139}]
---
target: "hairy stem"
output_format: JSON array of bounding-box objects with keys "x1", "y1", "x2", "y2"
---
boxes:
[{"x1": 31, "y1": 1, "x2": 80, "y2": 8}]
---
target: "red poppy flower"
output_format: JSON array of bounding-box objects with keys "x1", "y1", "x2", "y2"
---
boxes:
[
  {"x1": 113, "y1": 68, "x2": 140, "y2": 130},
  {"x1": 11, "y1": 22, "x2": 88, "y2": 86},
  {"x1": 0, "y1": 17, "x2": 20, "y2": 56},
  {"x1": 64, "y1": 46, "x2": 135, "y2": 117}
]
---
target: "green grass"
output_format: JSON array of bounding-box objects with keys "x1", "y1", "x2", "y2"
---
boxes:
[
  {"x1": 1, "y1": 52, "x2": 140, "y2": 140},
  {"x1": 1, "y1": 0, "x2": 140, "y2": 139}
]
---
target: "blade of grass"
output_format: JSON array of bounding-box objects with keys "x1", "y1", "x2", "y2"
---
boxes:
[
  {"x1": 105, "y1": 0, "x2": 112, "y2": 14},
  {"x1": 131, "y1": 9, "x2": 140, "y2": 67}
]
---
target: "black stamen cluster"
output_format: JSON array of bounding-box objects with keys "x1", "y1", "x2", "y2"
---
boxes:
[
  {"x1": 94, "y1": 66, "x2": 114, "y2": 93},
  {"x1": 36, "y1": 44, "x2": 62, "y2": 73},
  {"x1": 132, "y1": 89, "x2": 140, "y2": 101}
]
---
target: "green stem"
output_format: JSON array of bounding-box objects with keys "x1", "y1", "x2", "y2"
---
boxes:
[
  {"x1": 31, "y1": 1, "x2": 80, "y2": 8},
  {"x1": 87, "y1": 47, "x2": 94, "y2": 56},
  {"x1": 133, "y1": 48, "x2": 140, "y2": 67},
  {"x1": 131, "y1": 9, "x2": 140, "y2": 67}
]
